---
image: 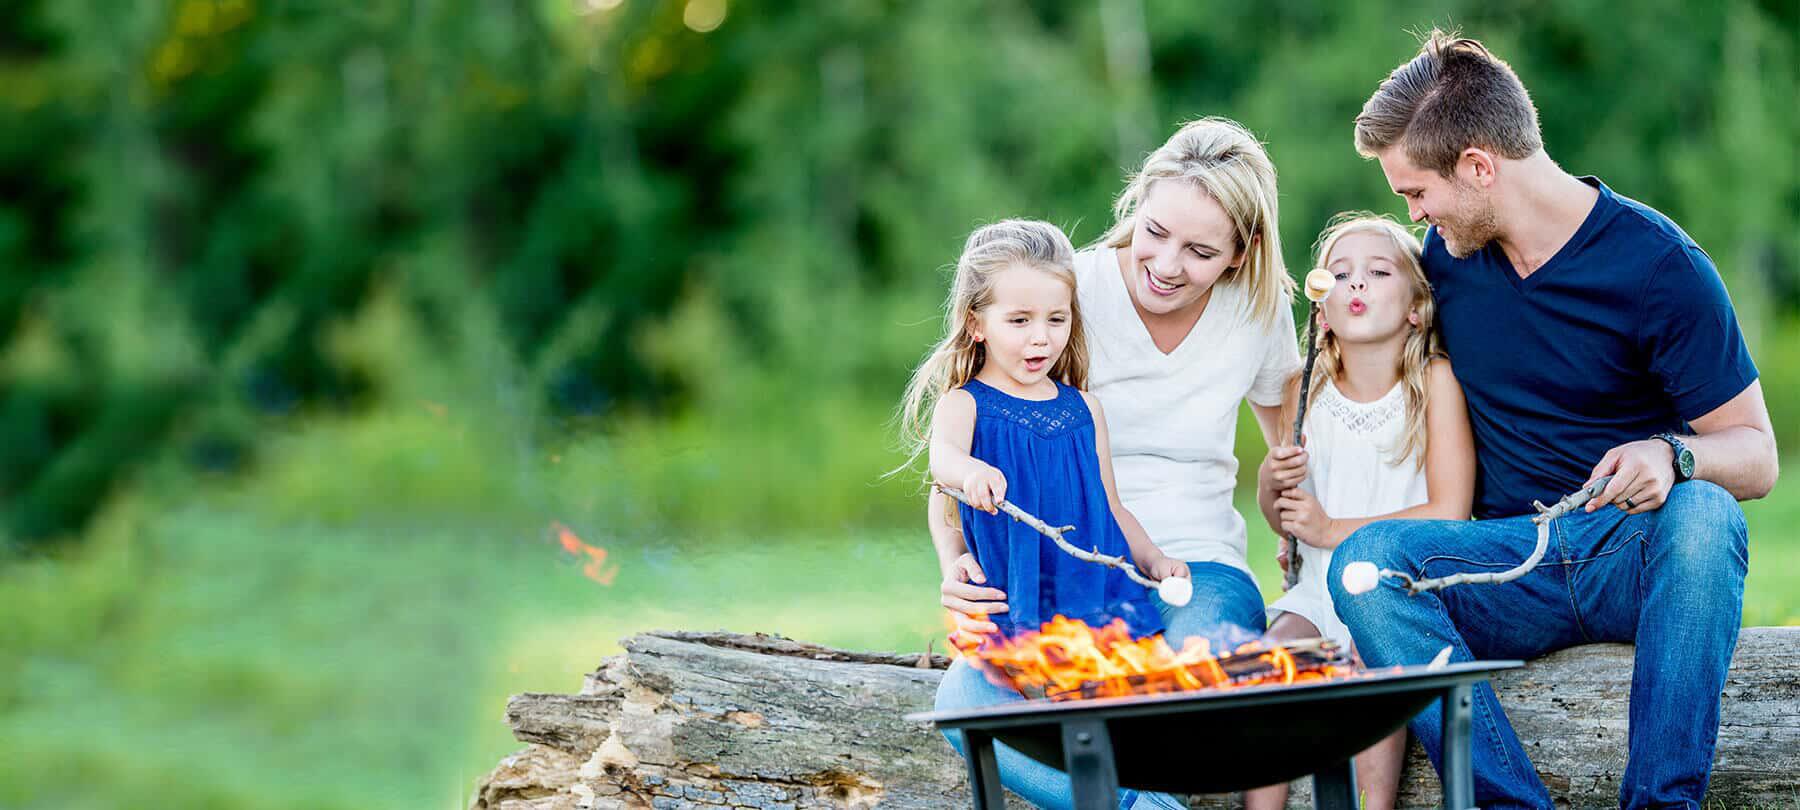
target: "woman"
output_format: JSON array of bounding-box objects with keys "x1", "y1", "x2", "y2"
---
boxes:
[{"x1": 927, "y1": 117, "x2": 1300, "y2": 809}]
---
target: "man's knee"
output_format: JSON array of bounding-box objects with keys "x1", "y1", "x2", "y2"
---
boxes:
[
  {"x1": 1327, "y1": 520, "x2": 1420, "y2": 620},
  {"x1": 1653, "y1": 480, "x2": 1748, "y2": 574},
  {"x1": 1329, "y1": 521, "x2": 1415, "y2": 586}
]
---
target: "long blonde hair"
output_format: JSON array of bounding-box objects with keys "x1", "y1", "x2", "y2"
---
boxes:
[
  {"x1": 1101, "y1": 116, "x2": 1295, "y2": 327},
  {"x1": 1306, "y1": 212, "x2": 1440, "y2": 466},
  {"x1": 895, "y1": 220, "x2": 1088, "y2": 475}
]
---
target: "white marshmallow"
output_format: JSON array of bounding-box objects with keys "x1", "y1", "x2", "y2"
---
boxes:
[
  {"x1": 1341, "y1": 561, "x2": 1381, "y2": 595},
  {"x1": 1157, "y1": 575, "x2": 1193, "y2": 607}
]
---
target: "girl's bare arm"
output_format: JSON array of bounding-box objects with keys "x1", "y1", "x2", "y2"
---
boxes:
[{"x1": 1307, "y1": 357, "x2": 1475, "y2": 547}]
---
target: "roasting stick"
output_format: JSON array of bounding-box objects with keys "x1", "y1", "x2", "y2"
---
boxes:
[
  {"x1": 1341, "y1": 475, "x2": 1616, "y2": 596},
  {"x1": 934, "y1": 484, "x2": 1193, "y2": 606},
  {"x1": 1284, "y1": 268, "x2": 1338, "y2": 591}
]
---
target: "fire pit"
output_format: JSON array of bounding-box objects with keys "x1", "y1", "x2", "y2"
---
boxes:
[{"x1": 907, "y1": 660, "x2": 1518, "y2": 810}]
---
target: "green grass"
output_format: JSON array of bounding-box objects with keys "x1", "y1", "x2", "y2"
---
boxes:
[
  {"x1": 0, "y1": 402, "x2": 1792, "y2": 809},
  {"x1": 0, "y1": 509, "x2": 944, "y2": 810}
]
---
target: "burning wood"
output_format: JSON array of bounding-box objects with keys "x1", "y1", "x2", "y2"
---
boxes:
[{"x1": 954, "y1": 615, "x2": 1360, "y2": 702}]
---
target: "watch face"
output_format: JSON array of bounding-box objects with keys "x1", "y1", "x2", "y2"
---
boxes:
[{"x1": 1677, "y1": 448, "x2": 1696, "y2": 479}]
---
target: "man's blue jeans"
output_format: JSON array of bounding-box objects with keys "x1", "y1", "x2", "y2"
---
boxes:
[
  {"x1": 933, "y1": 562, "x2": 1266, "y2": 809},
  {"x1": 1327, "y1": 481, "x2": 1748, "y2": 810}
]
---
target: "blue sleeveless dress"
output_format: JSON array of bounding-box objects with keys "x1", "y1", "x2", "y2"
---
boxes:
[{"x1": 957, "y1": 379, "x2": 1164, "y2": 640}]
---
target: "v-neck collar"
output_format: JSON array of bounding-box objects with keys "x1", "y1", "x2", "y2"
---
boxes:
[
  {"x1": 1495, "y1": 177, "x2": 1612, "y2": 294},
  {"x1": 1103, "y1": 245, "x2": 1221, "y2": 359}
]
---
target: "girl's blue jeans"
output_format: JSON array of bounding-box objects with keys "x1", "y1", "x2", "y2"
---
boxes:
[
  {"x1": 1327, "y1": 480, "x2": 1748, "y2": 810},
  {"x1": 932, "y1": 562, "x2": 1267, "y2": 809}
]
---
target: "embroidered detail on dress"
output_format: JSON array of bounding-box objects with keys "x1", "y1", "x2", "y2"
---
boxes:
[
  {"x1": 975, "y1": 386, "x2": 1091, "y2": 437},
  {"x1": 1317, "y1": 384, "x2": 1404, "y2": 436}
]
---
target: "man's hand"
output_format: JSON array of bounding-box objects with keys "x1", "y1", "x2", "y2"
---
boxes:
[
  {"x1": 1276, "y1": 488, "x2": 1336, "y2": 547},
  {"x1": 941, "y1": 553, "x2": 1007, "y2": 632},
  {"x1": 1586, "y1": 439, "x2": 1676, "y2": 514}
]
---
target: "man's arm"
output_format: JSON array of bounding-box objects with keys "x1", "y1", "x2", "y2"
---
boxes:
[
  {"x1": 1589, "y1": 380, "x2": 1779, "y2": 511},
  {"x1": 1592, "y1": 245, "x2": 1779, "y2": 511},
  {"x1": 1685, "y1": 380, "x2": 1778, "y2": 499}
]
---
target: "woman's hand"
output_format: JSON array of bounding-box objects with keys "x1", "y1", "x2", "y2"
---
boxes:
[
  {"x1": 1260, "y1": 445, "x2": 1309, "y2": 494},
  {"x1": 941, "y1": 553, "x2": 1007, "y2": 634},
  {"x1": 959, "y1": 464, "x2": 1008, "y2": 514},
  {"x1": 1276, "y1": 488, "x2": 1337, "y2": 547}
]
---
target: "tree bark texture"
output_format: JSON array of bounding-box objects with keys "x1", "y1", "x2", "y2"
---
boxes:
[{"x1": 470, "y1": 627, "x2": 1799, "y2": 809}]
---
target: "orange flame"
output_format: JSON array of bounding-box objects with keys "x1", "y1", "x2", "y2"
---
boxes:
[
  {"x1": 552, "y1": 521, "x2": 618, "y2": 585},
  {"x1": 952, "y1": 615, "x2": 1360, "y2": 701}
]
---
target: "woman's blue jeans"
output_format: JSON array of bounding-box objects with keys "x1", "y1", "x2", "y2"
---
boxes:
[
  {"x1": 932, "y1": 562, "x2": 1267, "y2": 809},
  {"x1": 1327, "y1": 480, "x2": 1748, "y2": 810}
]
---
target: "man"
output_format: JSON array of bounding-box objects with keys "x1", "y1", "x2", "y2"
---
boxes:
[{"x1": 1327, "y1": 30, "x2": 1780, "y2": 809}]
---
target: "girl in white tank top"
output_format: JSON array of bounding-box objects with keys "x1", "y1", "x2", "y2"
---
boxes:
[{"x1": 1247, "y1": 214, "x2": 1476, "y2": 810}]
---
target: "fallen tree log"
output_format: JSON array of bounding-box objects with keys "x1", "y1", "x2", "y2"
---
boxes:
[{"x1": 470, "y1": 627, "x2": 1800, "y2": 809}]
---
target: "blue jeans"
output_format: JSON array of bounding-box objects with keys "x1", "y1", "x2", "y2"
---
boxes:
[
  {"x1": 932, "y1": 562, "x2": 1266, "y2": 809},
  {"x1": 1326, "y1": 481, "x2": 1748, "y2": 810}
]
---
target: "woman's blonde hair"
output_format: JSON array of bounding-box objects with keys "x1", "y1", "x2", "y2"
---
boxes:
[
  {"x1": 1101, "y1": 117, "x2": 1294, "y2": 327},
  {"x1": 895, "y1": 219, "x2": 1088, "y2": 475},
  {"x1": 1306, "y1": 212, "x2": 1440, "y2": 466}
]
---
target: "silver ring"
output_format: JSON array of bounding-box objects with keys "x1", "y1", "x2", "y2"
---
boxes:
[{"x1": 1624, "y1": 497, "x2": 1638, "y2": 509}]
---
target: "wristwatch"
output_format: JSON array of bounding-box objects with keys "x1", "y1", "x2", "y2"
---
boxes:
[{"x1": 1652, "y1": 432, "x2": 1695, "y2": 482}]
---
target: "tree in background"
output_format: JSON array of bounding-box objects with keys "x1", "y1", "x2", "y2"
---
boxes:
[{"x1": 1, "y1": 0, "x2": 1793, "y2": 545}]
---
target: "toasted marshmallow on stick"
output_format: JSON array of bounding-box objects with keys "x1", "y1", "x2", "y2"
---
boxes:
[{"x1": 1304, "y1": 267, "x2": 1335, "y2": 303}]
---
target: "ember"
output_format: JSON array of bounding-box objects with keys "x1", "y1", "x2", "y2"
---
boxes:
[
  {"x1": 952, "y1": 615, "x2": 1361, "y2": 702},
  {"x1": 551, "y1": 521, "x2": 619, "y2": 585}
]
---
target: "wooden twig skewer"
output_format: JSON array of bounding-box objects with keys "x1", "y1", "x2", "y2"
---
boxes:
[
  {"x1": 1284, "y1": 269, "x2": 1337, "y2": 591},
  {"x1": 935, "y1": 484, "x2": 1191, "y2": 606},
  {"x1": 1344, "y1": 475, "x2": 1615, "y2": 596}
]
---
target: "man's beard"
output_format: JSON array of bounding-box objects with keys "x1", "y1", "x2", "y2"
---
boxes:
[{"x1": 1438, "y1": 184, "x2": 1500, "y2": 259}]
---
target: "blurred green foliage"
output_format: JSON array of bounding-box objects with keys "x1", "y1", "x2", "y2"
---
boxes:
[
  {"x1": 0, "y1": 5, "x2": 1796, "y2": 804},
  {"x1": 1, "y1": 0, "x2": 1795, "y2": 546}
]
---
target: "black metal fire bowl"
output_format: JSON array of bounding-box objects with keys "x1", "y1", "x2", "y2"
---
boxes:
[{"x1": 907, "y1": 660, "x2": 1520, "y2": 808}]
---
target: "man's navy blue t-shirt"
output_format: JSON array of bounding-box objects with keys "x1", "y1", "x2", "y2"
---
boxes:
[{"x1": 1425, "y1": 177, "x2": 1758, "y2": 519}]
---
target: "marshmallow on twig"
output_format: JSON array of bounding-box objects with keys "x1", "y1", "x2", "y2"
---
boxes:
[
  {"x1": 1156, "y1": 574, "x2": 1193, "y2": 607},
  {"x1": 1340, "y1": 560, "x2": 1381, "y2": 595},
  {"x1": 1304, "y1": 267, "x2": 1336, "y2": 303}
]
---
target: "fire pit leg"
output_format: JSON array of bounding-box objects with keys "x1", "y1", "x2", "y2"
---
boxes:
[
  {"x1": 1311, "y1": 758, "x2": 1357, "y2": 810},
  {"x1": 1060, "y1": 718, "x2": 1119, "y2": 810},
  {"x1": 1440, "y1": 683, "x2": 1476, "y2": 810},
  {"x1": 962, "y1": 729, "x2": 1007, "y2": 810}
]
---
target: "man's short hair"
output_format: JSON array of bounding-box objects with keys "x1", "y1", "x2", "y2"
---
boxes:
[{"x1": 1354, "y1": 29, "x2": 1543, "y2": 175}]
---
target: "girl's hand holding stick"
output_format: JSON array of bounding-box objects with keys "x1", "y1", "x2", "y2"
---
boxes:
[{"x1": 934, "y1": 484, "x2": 1194, "y2": 607}]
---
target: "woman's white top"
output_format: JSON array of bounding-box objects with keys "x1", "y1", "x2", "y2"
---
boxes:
[
  {"x1": 1267, "y1": 378, "x2": 1430, "y2": 648},
  {"x1": 1074, "y1": 245, "x2": 1301, "y2": 580}
]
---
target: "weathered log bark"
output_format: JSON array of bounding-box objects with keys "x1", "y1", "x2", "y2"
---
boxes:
[{"x1": 470, "y1": 627, "x2": 1799, "y2": 809}]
